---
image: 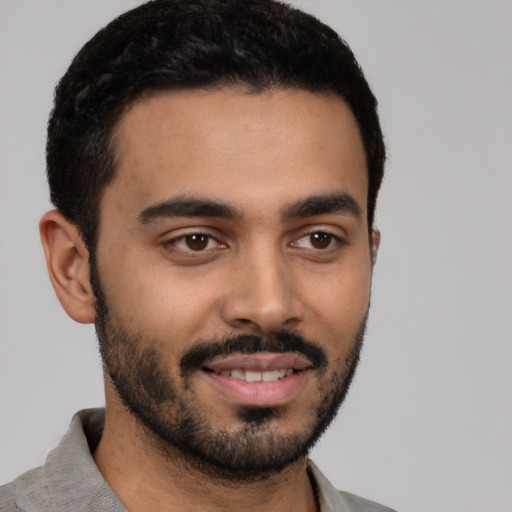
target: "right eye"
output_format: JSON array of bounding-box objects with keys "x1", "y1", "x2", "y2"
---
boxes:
[{"x1": 168, "y1": 233, "x2": 222, "y2": 252}]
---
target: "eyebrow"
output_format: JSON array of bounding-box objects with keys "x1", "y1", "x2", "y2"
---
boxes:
[
  {"x1": 139, "y1": 196, "x2": 241, "y2": 224},
  {"x1": 138, "y1": 192, "x2": 362, "y2": 225},
  {"x1": 282, "y1": 193, "x2": 362, "y2": 220}
]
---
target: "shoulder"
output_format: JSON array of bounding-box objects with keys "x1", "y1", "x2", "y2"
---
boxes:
[
  {"x1": 308, "y1": 461, "x2": 398, "y2": 512},
  {"x1": 0, "y1": 466, "x2": 52, "y2": 512},
  {"x1": 0, "y1": 480, "x2": 18, "y2": 512},
  {"x1": 337, "y1": 489, "x2": 398, "y2": 512}
]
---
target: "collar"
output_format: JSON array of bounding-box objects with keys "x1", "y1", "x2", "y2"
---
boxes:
[{"x1": 33, "y1": 408, "x2": 375, "y2": 512}]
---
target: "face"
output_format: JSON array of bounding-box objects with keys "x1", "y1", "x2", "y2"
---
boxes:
[{"x1": 93, "y1": 88, "x2": 374, "y2": 477}]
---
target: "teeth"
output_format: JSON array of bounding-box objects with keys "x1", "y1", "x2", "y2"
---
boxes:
[
  {"x1": 216, "y1": 368, "x2": 293, "y2": 382},
  {"x1": 262, "y1": 370, "x2": 279, "y2": 382},
  {"x1": 231, "y1": 369, "x2": 245, "y2": 380},
  {"x1": 245, "y1": 370, "x2": 261, "y2": 382}
]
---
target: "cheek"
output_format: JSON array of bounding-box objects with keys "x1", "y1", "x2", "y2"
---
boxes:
[
  {"x1": 303, "y1": 265, "x2": 371, "y2": 321},
  {"x1": 98, "y1": 253, "x2": 221, "y2": 340},
  {"x1": 298, "y1": 266, "x2": 371, "y2": 364}
]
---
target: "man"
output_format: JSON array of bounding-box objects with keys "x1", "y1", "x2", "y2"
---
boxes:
[{"x1": 0, "y1": 0, "x2": 393, "y2": 510}]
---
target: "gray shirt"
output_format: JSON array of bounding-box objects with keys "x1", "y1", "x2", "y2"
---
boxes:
[{"x1": 0, "y1": 409, "x2": 396, "y2": 512}]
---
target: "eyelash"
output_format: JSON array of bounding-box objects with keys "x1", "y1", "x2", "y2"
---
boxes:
[
  {"x1": 164, "y1": 229, "x2": 345, "y2": 254},
  {"x1": 165, "y1": 232, "x2": 225, "y2": 252},
  {"x1": 292, "y1": 230, "x2": 345, "y2": 251}
]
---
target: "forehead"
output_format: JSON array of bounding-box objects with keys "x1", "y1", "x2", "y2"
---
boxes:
[{"x1": 105, "y1": 87, "x2": 368, "y2": 219}]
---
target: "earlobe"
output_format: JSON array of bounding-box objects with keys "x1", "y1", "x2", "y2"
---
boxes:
[
  {"x1": 39, "y1": 210, "x2": 96, "y2": 324},
  {"x1": 370, "y1": 228, "x2": 381, "y2": 266}
]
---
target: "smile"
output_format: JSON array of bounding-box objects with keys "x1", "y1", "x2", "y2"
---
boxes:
[
  {"x1": 200, "y1": 353, "x2": 312, "y2": 406},
  {"x1": 207, "y1": 368, "x2": 294, "y2": 382}
]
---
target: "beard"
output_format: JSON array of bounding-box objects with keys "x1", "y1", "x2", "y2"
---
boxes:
[{"x1": 91, "y1": 264, "x2": 367, "y2": 481}]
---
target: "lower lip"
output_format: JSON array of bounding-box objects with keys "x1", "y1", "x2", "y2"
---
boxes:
[{"x1": 202, "y1": 370, "x2": 309, "y2": 407}]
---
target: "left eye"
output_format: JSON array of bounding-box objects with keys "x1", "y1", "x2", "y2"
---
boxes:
[
  {"x1": 170, "y1": 234, "x2": 220, "y2": 251},
  {"x1": 294, "y1": 232, "x2": 339, "y2": 250}
]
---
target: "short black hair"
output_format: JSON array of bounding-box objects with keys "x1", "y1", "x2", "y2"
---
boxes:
[{"x1": 47, "y1": 0, "x2": 385, "y2": 252}]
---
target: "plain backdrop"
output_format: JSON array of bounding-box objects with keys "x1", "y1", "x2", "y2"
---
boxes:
[{"x1": 1, "y1": 1, "x2": 511, "y2": 511}]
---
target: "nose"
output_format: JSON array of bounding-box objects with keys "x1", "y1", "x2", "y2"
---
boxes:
[{"x1": 220, "y1": 246, "x2": 304, "y2": 334}]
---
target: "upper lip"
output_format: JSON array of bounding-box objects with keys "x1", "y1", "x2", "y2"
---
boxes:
[{"x1": 204, "y1": 352, "x2": 313, "y2": 373}]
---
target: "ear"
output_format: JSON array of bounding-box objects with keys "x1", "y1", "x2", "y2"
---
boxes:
[
  {"x1": 370, "y1": 227, "x2": 381, "y2": 266},
  {"x1": 39, "y1": 210, "x2": 96, "y2": 324}
]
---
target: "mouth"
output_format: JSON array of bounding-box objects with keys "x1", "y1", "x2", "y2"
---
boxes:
[
  {"x1": 200, "y1": 352, "x2": 313, "y2": 407},
  {"x1": 204, "y1": 367, "x2": 294, "y2": 382}
]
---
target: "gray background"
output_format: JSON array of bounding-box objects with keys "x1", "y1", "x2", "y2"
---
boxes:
[{"x1": 1, "y1": 1, "x2": 511, "y2": 511}]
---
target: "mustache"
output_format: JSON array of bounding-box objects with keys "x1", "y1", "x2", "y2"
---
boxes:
[{"x1": 180, "y1": 330, "x2": 327, "y2": 376}]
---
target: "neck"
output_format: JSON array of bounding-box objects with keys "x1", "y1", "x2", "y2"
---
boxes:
[{"x1": 93, "y1": 389, "x2": 318, "y2": 512}]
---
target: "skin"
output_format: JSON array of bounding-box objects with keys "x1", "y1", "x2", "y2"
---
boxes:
[{"x1": 40, "y1": 88, "x2": 380, "y2": 512}]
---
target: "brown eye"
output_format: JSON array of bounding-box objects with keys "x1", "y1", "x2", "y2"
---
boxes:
[
  {"x1": 292, "y1": 231, "x2": 341, "y2": 251},
  {"x1": 166, "y1": 232, "x2": 226, "y2": 259},
  {"x1": 184, "y1": 234, "x2": 209, "y2": 250},
  {"x1": 310, "y1": 232, "x2": 333, "y2": 249}
]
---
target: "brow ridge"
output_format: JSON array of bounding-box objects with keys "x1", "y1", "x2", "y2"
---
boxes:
[
  {"x1": 138, "y1": 192, "x2": 362, "y2": 225},
  {"x1": 282, "y1": 192, "x2": 362, "y2": 220},
  {"x1": 139, "y1": 196, "x2": 240, "y2": 223}
]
